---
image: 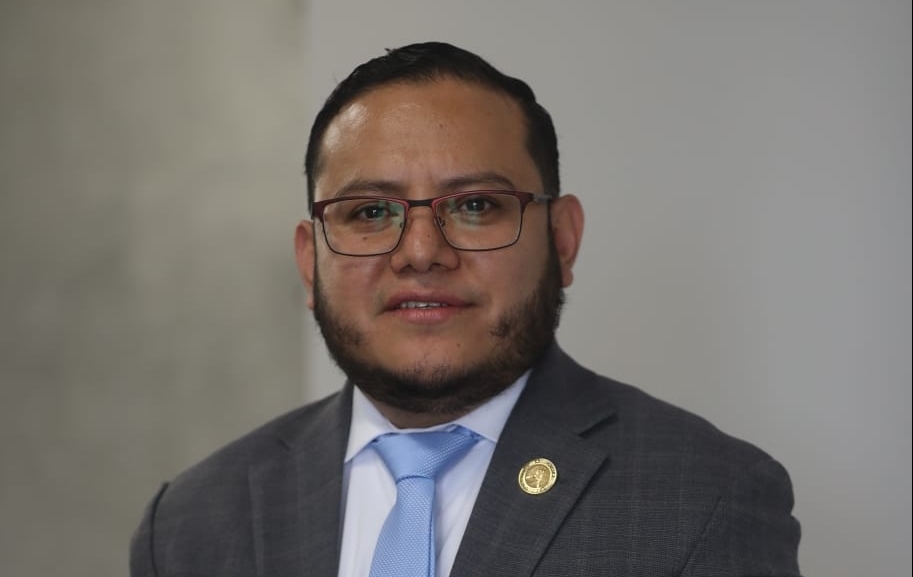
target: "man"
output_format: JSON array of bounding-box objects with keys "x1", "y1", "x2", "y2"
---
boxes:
[{"x1": 131, "y1": 42, "x2": 802, "y2": 576}]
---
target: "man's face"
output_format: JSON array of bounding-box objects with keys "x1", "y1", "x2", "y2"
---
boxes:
[{"x1": 296, "y1": 78, "x2": 582, "y2": 425}]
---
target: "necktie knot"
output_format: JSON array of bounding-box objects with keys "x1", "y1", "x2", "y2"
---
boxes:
[{"x1": 371, "y1": 426, "x2": 479, "y2": 482}]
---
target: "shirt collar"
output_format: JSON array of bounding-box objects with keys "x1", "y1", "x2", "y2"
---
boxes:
[{"x1": 345, "y1": 371, "x2": 530, "y2": 463}]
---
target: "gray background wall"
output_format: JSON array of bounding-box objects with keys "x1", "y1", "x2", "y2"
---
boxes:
[
  {"x1": 1, "y1": 2, "x2": 309, "y2": 575},
  {"x1": 0, "y1": 1, "x2": 909, "y2": 576}
]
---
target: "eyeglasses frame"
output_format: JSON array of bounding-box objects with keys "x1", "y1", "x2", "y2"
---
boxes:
[{"x1": 311, "y1": 189, "x2": 553, "y2": 257}]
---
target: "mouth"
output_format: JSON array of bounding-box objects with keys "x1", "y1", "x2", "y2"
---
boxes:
[
  {"x1": 384, "y1": 293, "x2": 470, "y2": 320},
  {"x1": 396, "y1": 301, "x2": 451, "y2": 310}
]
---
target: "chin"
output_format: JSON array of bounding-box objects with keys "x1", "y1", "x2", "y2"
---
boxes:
[
  {"x1": 388, "y1": 340, "x2": 486, "y2": 367},
  {"x1": 375, "y1": 349, "x2": 464, "y2": 376}
]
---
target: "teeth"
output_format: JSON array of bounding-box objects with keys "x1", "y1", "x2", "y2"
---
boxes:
[{"x1": 398, "y1": 301, "x2": 449, "y2": 309}]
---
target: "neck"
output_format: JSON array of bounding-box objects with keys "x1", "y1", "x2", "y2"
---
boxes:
[{"x1": 367, "y1": 396, "x2": 475, "y2": 429}]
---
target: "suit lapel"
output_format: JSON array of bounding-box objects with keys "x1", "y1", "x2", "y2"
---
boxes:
[
  {"x1": 250, "y1": 385, "x2": 353, "y2": 577},
  {"x1": 451, "y1": 346, "x2": 617, "y2": 577}
]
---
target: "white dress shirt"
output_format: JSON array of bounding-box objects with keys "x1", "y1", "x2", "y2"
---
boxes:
[{"x1": 337, "y1": 372, "x2": 529, "y2": 577}]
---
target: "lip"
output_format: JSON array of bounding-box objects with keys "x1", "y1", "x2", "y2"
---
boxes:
[
  {"x1": 383, "y1": 291, "x2": 470, "y2": 324},
  {"x1": 384, "y1": 291, "x2": 469, "y2": 311}
]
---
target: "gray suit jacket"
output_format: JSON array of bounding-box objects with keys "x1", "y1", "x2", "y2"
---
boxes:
[{"x1": 130, "y1": 345, "x2": 801, "y2": 576}]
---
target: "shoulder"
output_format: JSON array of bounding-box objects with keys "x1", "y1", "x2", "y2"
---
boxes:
[
  {"x1": 523, "y1": 343, "x2": 795, "y2": 523},
  {"x1": 145, "y1": 391, "x2": 346, "y2": 526},
  {"x1": 602, "y1": 375, "x2": 771, "y2": 465},
  {"x1": 532, "y1": 345, "x2": 775, "y2": 471},
  {"x1": 164, "y1": 388, "x2": 347, "y2": 502},
  {"x1": 522, "y1": 346, "x2": 801, "y2": 573},
  {"x1": 130, "y1": 389, "x2": 349, "y2": 574}
]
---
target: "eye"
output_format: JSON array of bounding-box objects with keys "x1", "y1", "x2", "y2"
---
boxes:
[
  {"x1": 358, "y1": 204, "x2": 386, "y2": 219},
  {"x1": 349, "y1": 200, "x2": 398, "y2": 221},
  {"x1": 452, "y1": 194, "x2": 501, "y2": 214},
  {"x1": 461, "y1": 196, "x2": 492, "y2": 213}
]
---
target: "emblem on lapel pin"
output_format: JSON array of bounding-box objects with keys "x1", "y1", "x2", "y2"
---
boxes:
[{"x1": 518, "y1": 458, "x2": 558, "y2": 495}]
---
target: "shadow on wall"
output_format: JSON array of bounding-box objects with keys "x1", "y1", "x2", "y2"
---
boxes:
[{"x1": 0, "y1": 2, "x2": 310, "y2": 576}]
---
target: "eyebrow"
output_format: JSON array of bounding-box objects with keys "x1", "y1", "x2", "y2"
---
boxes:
[
  {"x1": 440, "y1": 172, "x2": 518, "y2": 192},
  {"x1": 333, "y1": 172, "x2": 519, "y2": 199},
  {"x1": 333, "y1": 179, "x2": 405, "y2": 198}
]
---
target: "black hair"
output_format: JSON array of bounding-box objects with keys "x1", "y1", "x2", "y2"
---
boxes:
[{"x1": 304, "y1": 41, "x2": 560, "y2": 211}]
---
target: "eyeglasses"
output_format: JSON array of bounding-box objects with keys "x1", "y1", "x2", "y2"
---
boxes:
[{"x1": 311, "y1": 190, "x2": 552, "y2": 257}]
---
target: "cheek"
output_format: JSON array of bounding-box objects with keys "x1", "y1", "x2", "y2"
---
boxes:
[
  {"x1": 470, "y1": 249, "x2": 546, "y2": 304},
  {"x1": 317, "y1": 254, "x2": 386, "y2": 302}
]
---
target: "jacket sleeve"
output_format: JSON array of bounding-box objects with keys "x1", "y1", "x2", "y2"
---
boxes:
[
  {"x1": 130, "y1": 483, "x2": 169, "y2": 577},
  {"x1": 680, "y1": 457, "x2": 802, "y2": 577}
]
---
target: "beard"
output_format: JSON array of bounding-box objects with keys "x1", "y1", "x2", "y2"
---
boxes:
[{"x1": 312, "y1": 237, "x2": 565, "y2": 418}]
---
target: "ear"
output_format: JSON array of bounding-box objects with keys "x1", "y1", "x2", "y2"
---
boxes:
[
  {"x1": 294, "y1": 220, "x2": 316, "y2": 310},
  {"x1": 549, "y1": 195, "x2": 584, "y2": 288}
]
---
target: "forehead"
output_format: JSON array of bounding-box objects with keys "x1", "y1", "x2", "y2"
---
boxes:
[{"x1": 315, "y1": 78, "x2": 539, "y2": 198}]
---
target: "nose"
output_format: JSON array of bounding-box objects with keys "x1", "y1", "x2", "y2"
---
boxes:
[{"x1": 389, "y1": 206, "x2": 459, "y2": 273}]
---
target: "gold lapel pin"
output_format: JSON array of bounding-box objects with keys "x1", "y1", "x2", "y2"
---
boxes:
[{"x1": 518, "y1": 458, "x2": 558, "y2": 495}]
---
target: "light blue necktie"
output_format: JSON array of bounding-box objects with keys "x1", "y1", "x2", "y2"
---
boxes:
[{"x1": 368, "y1": 427, "x2": 479, "y2": 577}]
